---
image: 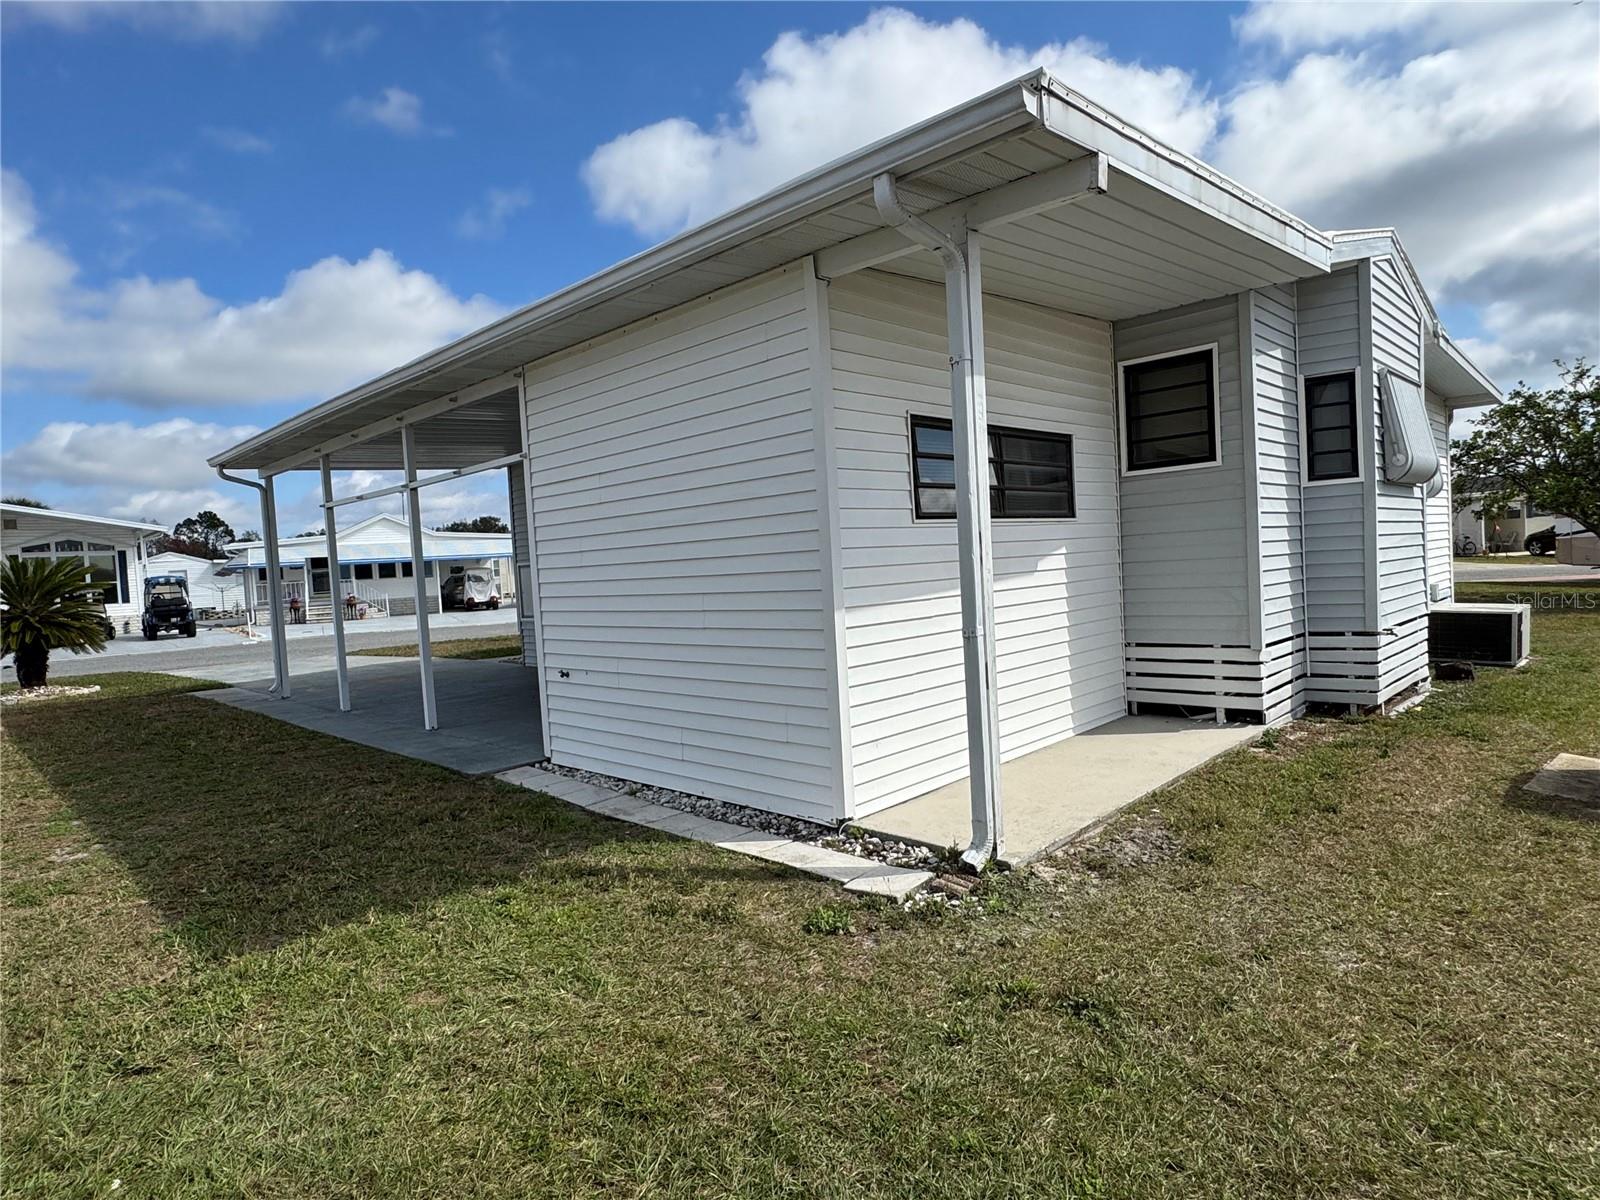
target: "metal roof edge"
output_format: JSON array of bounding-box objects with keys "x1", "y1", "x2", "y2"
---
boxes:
[
  {"x1": 0, "y1": 503, "x2": 165, "y2": 534},
  {"x1": 210, "y1": 74, "x2": 1048, "y2": 470},
  {"x1": 1035, "y1": 69, "x2": 1332, "y2": 258}
]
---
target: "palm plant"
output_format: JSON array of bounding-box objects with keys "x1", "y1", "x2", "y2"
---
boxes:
[{"x1": 1, "y1": 556, "x2": 109, "y2": 689}]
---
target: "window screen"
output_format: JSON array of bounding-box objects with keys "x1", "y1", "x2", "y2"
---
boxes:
[
  {"x1": 1121, "y1": 349, "x2": 1217, "y2": 471},
  {"x1": 910, "y1": 416, "x2": 1074, "y2": 519},
  {"x1": 1305, "y1": 371, "x2": 1358, "y2": 481}
]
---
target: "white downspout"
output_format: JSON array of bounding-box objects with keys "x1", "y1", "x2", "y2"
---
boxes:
[
  {"x1": 873, "y1": 172, "x2": 1004, "y2": 870},
  {"x1": 216, "y1": 465, "x2": 291, "y2": 697}
]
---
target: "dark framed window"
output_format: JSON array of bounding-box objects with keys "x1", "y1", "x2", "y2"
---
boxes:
[
  {"x1": 1304, "y1": 371, "x2": 1358, "y2": 481},
  {"x1": 354, "y1": 563, "x2": 374, "y2": 580},
  {"x1": 1120, "y1": 348, "x2": 1218, "y2": 472},
  {"x1": 377, "y1": 562, "x2": 397, "y2": 579},
  {"x1": 910, "y1": 415, "x2": 1075, "y2": 520}
]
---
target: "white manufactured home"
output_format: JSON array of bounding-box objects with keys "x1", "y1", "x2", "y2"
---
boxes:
[
  {"x1": 213, "y1": 73, "x2": 1501, "y2": 864},
  {"x1": 221, "y1": 514, "x2": 514, "y2": 620},
  {"x1": 1, "y1": 503, "x2": 163, "y2": 627}
]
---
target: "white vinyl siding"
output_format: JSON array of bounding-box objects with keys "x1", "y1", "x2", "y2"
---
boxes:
[
  {"x1": 1250, "y1": 284, "x2": 1304, "y2": 648},
  {"x1": 830, "y1": 270, "x2": 1124, "y2": 816},
  {"x1": 1424, "y1": 389, "x2": 1453, "y2": 603},
  {"x1": 522, "y1": 264, "x2": 837, "y2": 822},
  {"x1": 1296, "y1": 268, "x2": 1367, "y2": 630},
  {"x1": 1112, "y1": 296, "x2": 1248, "y2": 645},
  {"x1": 1370, "y1": 257, "x2": 1428, "y2": 628}
]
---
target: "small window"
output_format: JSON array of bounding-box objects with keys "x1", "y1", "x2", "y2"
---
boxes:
[
  {"x1": 354, "y1": 563, "x2": 374, "y2": 580},
  {"x1": 2, "y1": 518, "x2": 16, "y2": 531},
  {"x1": 1305, "y1": 371, "x2": 1359, "y2": 482},
  {"x1": 910, "y1": 416, "x2": 1074, "y2": 520},
  {"x1": 401, "y1": 562, "x2": 414, "y2": 578},
  {"x1": 86, "y1": 541, "x2": 114, "y2": 552},
  {"x1": 54, "y1": 539, "x2": 84, "y2": 553},
  {"x1": 1120, "y1": 348, "x2": 1218, "y2": 472},
  {"x1": 20, "y1": 542, "x2": 50, "y2": 554},
  {"x1": 377, "y1": 562, "x2": 397, "y2": 579}
]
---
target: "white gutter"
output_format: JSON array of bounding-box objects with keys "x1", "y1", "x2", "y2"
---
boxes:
[
  {"x1": 210, "y1": 77, "x2": 1045, "y2": 472},
  {"x1": 873, "y1": 172, "x2": 1004, "y2": 870}
]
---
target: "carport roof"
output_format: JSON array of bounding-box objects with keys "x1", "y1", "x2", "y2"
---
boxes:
[{"x1": 214, "y1": 69, "x2": 1336, "y2": 476}]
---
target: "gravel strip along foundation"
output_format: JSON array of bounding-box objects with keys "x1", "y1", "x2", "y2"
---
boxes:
[{"x1": 539, "y1": 763, "x2": 940, "y2": 870}]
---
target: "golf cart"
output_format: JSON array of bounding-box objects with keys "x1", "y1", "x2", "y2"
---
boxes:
[
  {"x1": 441, "y1": 568, "x2": 501, "y2": 611},
  {"x1": 142, "y1": 575, "x2": 197, "y2": 639},
  {"x1": 74, "y1": 589, "x2": 116, "y2": 640}
]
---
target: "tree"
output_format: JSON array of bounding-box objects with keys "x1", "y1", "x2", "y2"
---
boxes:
[
  {"x1": 158, "y1": 510, "x2": 237, "y2": 559},
  {"x1": 237, "y1": 529, "x2": 261, "y2": 542},
  {"x1": 1, "y1": 496, "x2": 49, "y2": 508},
  {"x1": 0, "y1": 557, "x2": 110, "y2": 688},
  {"x1": 436, "y1": 516, "x2": 509, "y2": 533},
  {"x1": 1452, "y1": 360, "x2": 1599, "y2": 536}
]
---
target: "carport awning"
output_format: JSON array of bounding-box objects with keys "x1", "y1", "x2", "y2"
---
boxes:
[
  {"x1": 222, "y1": 534, "x2": 511, "y2": 570},
  {"x1": 212, "y1": 68, "x2": 1334, "y2": 477}
]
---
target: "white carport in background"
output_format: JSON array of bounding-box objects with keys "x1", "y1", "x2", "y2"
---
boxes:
[{"x1": 219, "y1": 382, "x2": 528, "y2": 733}]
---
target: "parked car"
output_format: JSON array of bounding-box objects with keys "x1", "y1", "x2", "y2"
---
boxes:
[
  {"x1": 1525, "y1": 528, "x2": 1558, "y2": 556},
  {"x1": 441, "y1": 569, "x2": 500, "y2": 611},
  {"x1": 142, "y1": 575, "x2": 197, "y2": 639}
]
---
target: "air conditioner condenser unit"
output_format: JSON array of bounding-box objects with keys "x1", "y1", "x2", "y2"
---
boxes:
[{"x1": 1428, "y1": 602, "x2": 1531, "y2": 668}]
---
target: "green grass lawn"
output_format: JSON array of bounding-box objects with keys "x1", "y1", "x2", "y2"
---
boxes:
[
  {"x1": 4, "y1": 602, "x2": 1599, "y2": 1198},
  {"x1": 352, "y1": 634, "x2": 523, "y2": 661}
]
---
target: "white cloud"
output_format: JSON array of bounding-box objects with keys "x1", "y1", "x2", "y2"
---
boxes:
[
  {"x1": 1, "y1": 418, "x2": 259, "y2": 491},
  {"x1": 1, "y1": 418, "x2": 264, "y2": 528},
  {"x1": 319, "y1": 24, "x2": 378, "y2": 59},
  {"x1": 456, "y1": 187, "x2": 532, "y2": 239},
  {"x1": 582, "y1": 7, "x2": 1217, "y2": 237},
  {"x1": 582, "y1": 4, "x2": 1598, "y2": 389},
  {"x1": 108, "y1": 183, "x2": 238, "y2": 239},
  {"x1": 202, "y1": 126, "x2": 273, "y2": 154},
  {"x1": 2, "y1": 169, "x2": 503, "y2": 409},
  {"x1": 343, "y1": 86, "x2": 447, "y2": 138},
  {"x1": 1216, "y1": 1, "x2": 1599, "y2": 386},
  {"x1": 6, "y1": 1, "x2": 284, "y2": 42}
]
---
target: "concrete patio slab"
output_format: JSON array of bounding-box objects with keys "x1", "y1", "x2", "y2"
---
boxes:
[
  {"x1": 199, "y1": 657, "x2": 543, "y2": 774},
  {"x1": 1525, "y1": 753, "x2": 1600, "y2": 805},
  {"x1": 496, "y1": 766, "x2": 933, "y2": 900},
  {"x1": 859, "y1": 713, "x2": 1260, "y2": 865}
]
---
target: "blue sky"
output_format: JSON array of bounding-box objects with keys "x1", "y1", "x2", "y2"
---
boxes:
[{"x1": 2, "y1": 1, "x2": 1596, "y2": 534}]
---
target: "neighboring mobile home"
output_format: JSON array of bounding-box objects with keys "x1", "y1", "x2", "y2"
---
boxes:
[
  {"x1": 1, "y1": 503, "x2": 163, "y2": 627},
  {"x1": 212, "y1": 72, "x2": 1502, "y2": 864},
  {"x1": 221, "y1": 513, "x2": 514, "y2": 621}
]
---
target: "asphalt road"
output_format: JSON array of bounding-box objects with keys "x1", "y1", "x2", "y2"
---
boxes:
[
  {"x1": 1454, "y1": 559, "x2": 1600, "y2": 584},
  {"x1": 9, "y1": 611, "x2": 518, "y2": 680}
]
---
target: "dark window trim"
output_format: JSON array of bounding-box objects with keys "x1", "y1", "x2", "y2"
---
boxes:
[
  {"x1": 1303, "y1": 370, "x2": 1360, "y2": 483},
  {"x1": 909, "y1": 414, "x2": 1076, "y2": 521},
  {"x1": 1118, "y1": 346, "x2": 1220, "y2": 474}
]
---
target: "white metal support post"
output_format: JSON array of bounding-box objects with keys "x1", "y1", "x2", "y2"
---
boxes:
[
  {"x1": 260, "y1": 472, "x2": 291, "y2": 698},
  {"x1": 401, "y1": 426, "x2": 439, "y2": 730},
  {"x1": 872, "y1": 173, "x2": 1004, "y2": 868},
  {"x1": 319, "y1": 456, "x2": 351, "y2": 712}
]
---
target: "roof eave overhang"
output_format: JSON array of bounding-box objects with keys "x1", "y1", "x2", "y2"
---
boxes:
[
  {"x1": 214, "y1": 70, "x2": 1334, "y2": 474},
  {"x1": 1428, "y1": 330, "x2": 1503, "y2": 409},
  {"x1": 211, "y1": 74, "x2": 1049, "y2": 473}
]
